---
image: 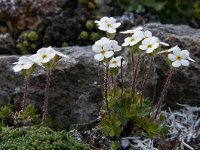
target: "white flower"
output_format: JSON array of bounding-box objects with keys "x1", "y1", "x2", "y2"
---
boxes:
[
  {"x1": 12, "y1": 56, "x2": 34, "y2": 72},
  {"x1": 95, "y1": 17, "x2": 121, "y2": 33},
  {"x1": 143, "y1": 30, "x2": 152, "y2": 39},
  {"x1": 35, "y1": 47, "x2": 55, "y2": 64},
  {"x1": 122, "y1": 31, "x2": 144, "y2": 46},
  {"x1": 168, "y1": 46, "x2": 195, "y2": 67},
  {"x1": 109, "y1": 56, "x2": 125, "y2": 68},
  {"x1": 92, "y1": 42, "x2": 113, "y2": 61},
  {"x1": 110, "y1": 40, "x2": 122, "y2": 52},
  {"x1": 139, "y1": 37, "x2": 159, "y2": 53},
  {"x1": 120, "y1": 26, "x2": 143, "y2": 34}
]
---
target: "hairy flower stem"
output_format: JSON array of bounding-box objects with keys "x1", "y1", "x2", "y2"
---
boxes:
[
  {"x1": 154, "y1": 67, "x2": 173, "y2": 119},
  {"x1": 104, "y1": 64, "x2": 112, "y2": 124},
  {"x1": 42, "y1": 69, "x2": 51, "y2": 127},
  {"x1": 120, "y1": 59, "x2": 124, "y2": 99},
  {"x1": 132, "y1": 54, "x2": 141, "y2": 97},
  {"x1": 111, "y1": 76, "x2": 116, "y2": 97},
  {"x1": 21, "y1": 76, "x2": 29, "y2": 112},
  {"x1": 97, "y1": 62, "x2": 104, "y2": 95},
  {"x1": 131, "y1": 52, "x2": 135, "y2": 97},
  {"x1": 140, "y1": 57, "x2": 154, "y2": 105}
]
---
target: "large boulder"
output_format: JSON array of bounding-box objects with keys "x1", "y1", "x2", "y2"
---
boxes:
[{"x1": 0, "y1": 23, "x2": 199, "y2": 128}]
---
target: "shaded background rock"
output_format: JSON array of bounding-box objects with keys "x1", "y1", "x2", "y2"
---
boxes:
[
  {"x1": 0, "y1": 0, "x2": 161, "y2": 54},
  {"x1": 0, "y1": 23, "x2": 199, "y2": 128}
]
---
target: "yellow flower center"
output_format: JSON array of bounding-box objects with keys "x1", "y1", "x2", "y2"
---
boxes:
[
  {"x1": 130, "y1": 38, "x2": 135, "y2": 42},
  {"x1": 42, "y1": 54, "x2": 47, "y2": 59},
  {"x1": 147, "y1": 44, "x2": 152, "y2": 48},
  {"x1": 112, "y1": 60, "x2": 117, "y2": 64},
  {"x1": 106, "y1": 23, "x2": 111, "y2": 27},
  {"x1": 176, "y1": 55, "x2": 182, "y2": 61},
  {"x1": 100, "y1": 50, "x2": 106, "y2": 55}
]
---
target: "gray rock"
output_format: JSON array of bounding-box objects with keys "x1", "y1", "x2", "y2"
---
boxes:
[{"x1": 0, "y1": 33, "x2": 15, "y2": 54}]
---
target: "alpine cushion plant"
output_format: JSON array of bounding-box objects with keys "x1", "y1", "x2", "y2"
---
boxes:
[
  {"x1": 92, "y1": 16, "x2": 195, "y2": 146},
  {"x1": 12, "y1": 46, "x2": 69, "y2": 127}
]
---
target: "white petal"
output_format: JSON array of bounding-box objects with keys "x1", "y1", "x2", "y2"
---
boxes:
[
  {"x1": 98, "y1": 25, "x2": 108, "y2": 31},
  {"x1": 150, "y1": 37, "x2": 159, "y2": 44},
  {"x1": 92, "y1": 45, "x2": 102, "y2": 53},
  {"x1": 172, "y1": 60, "x2": 181, "y2": 67},
  {"x1": 104, "y1": 51, "x2": 114, "y2": 58},
  {"x1": 13, "y1": 65, "x2": 23, "y2": 72},
  {"x1": 109, "y1": 17, "x2": 116, "y2": 23},
  {"x1": 107, "y1": 27, "x2": 116, "y2": 33},
  {"x1": 188, "y1": 57, "x2": 195, "y2": 62},
  {"x1": 173, "y1": 48, "x2": 181, "y2": 56},
  {"x1": 144, "y1": 30, "x2": 152, "y2": 38},
  {"x1": 181, "y1": 60, "x2": 190, "y2": 66},
  {"x1": 146, "y1": 48, "x2": 155, "y2": 53},
  {"x1": 42, "y1": 58, "x2": 52, "y2": 63},
  {"x1": 19, "y1": 56, "x2": 33, "y2": 64},
  {"x1": 160, "y1": 41, "x2": 169, "y2": 46},
  {"x1": 100, "y1": 37, "x2": 110, "y2": 43},
  {"x1": 109, "y1": 64, "x2": 117, "y2": 68},
  {"x1": 47, "y1": 53, "x2": 56, "y2": 59},
  {"x1": 168, "y1": 54, "x2": 176, "y2": 61},
  {"x1": 23, "y1": 64, "x2": 33, "y2": 69},
  {"x1": 94, "y1": 54, "x2": 104, "y2": 61},
  {"x1": 116, "y1": 56, "x2": 123, "y2": 61},
  {"x1": 112, "y1": 23, "x2": 121, "y2": 28},
  {"x1": 181, "y1": 50, "x2": 189, "y2": 59},
  {"x1": 142, "y1": 38, "x2": 150, "y2": 45},
  {"x1": 103, "y1": 44, "x2": 111, "y2": 51},
  {"x1": 152, "y1": 43, "x2": 159, "y2": 50},
  {"x1": 139, "y1": 45, "x2": 147, "y2": 50},
  {"x1": 113, "y1": 45, "x2": 122, "y2": 51}
]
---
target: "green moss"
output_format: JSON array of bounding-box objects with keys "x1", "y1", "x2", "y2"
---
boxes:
[
  {"x1": 0, "y1": 127, "x2": 90, "y2": 150},
  {"x1": 90, "y1": 32, "x2": 100, "y2": 41},
  {"x1": 16, "y1": 31, "x2": 39, "y2": 54},
  {"x1": 85, "y1": 20, "x2": 94, "y2": 30},
  {"x1": 80, "y1": 31, "x2": 89, "y2": 40},
  {"x1": 28, "y1": 31, "x2": 39, "y2": 42}
]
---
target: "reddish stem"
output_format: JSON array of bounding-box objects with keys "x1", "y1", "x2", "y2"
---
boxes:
[
  {"x1": 120, "y1": 59, "x2": 124, "y2": 99},
  {"x1": 154, "y1": 67, "x2": 173, "y2": 119},
  {"x1": 42, "y1": 69, "x2": 51, "y2": 127},
  {"x1": 132, "y1": 54, "x2": 141, "y2": 97},
  {"x1": 140, "y1": 57, "x2": 154, "y2": 105},
  {"x1": 131, "y1": 52, "x2": 135, "y2": 97},
  {"x1": 21, "y1": 76, "x2": 29, "y2": 112},
  {"x1": 104, "y1": 64, "x2": 112, "y2": 123}
]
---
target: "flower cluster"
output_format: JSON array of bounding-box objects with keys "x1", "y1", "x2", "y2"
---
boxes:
[
  {"x1": 12, "y1": 46, "x2": 69, "y2": 126},
  {"x1": 93, "y1": 17, "x2": 124, "y2": 70},
  {"x1": 121, "y1": 26, "x2": 169, "y2": 55},
  {"x1": 92, "y1": 16, "x2": 196, "y2": 149},
  {"x1": 13, "y1": 46, "x2": 69, "y2": 74}
]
